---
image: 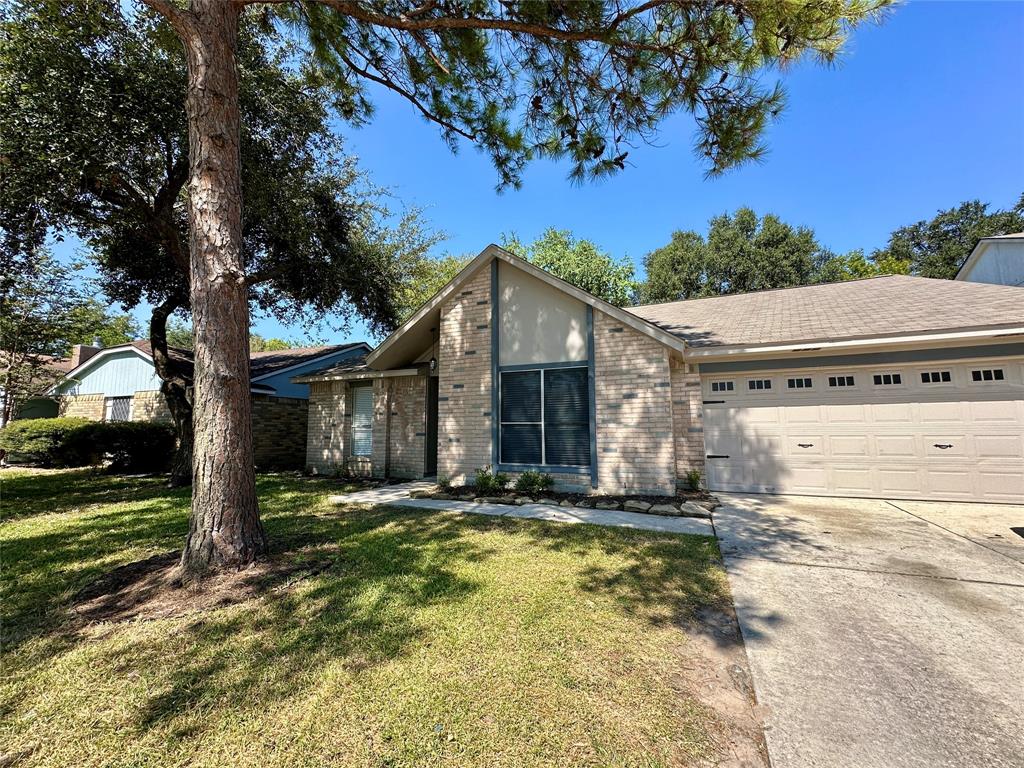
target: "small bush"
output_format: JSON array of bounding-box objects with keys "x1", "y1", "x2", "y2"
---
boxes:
[
  {"x1": 0, "y1": 417, "x2": 91, "y2": 466},
  {"x1": 0, "y1": 417, "x2": 175, "y2": 472},
  {"x1": 436, "y1": 475, "x2": 452, "y2": 491},
  {"x1": 685, "y1": 468, "x2": 702, "y2": 491},
  {"x1": 474, "y1": 465, "x2": 509, "y2": 494},
  {"x1": 513, "y1": 469, "x2": 554, "y2": 495}
]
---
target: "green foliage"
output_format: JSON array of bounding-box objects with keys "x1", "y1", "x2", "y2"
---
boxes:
[
  {"x1": 64, "y1": 299, "x2": 140, "y2": 350},
  {"x1": 0, "y1": 1, "x2": 439, "y2": 342},
  {"x1": 0, "y1": 417, "x2": 91, "y2": 466},
  {"x1": 872, "y1": 194, "x2": 1024, "y2": 279},
  {"x1": 684, "y1": 469, "x2": 702, "y2": 492},
  {"x1": 813, "y1": 249, "x2": 910, "y2": 283},
  {"x1": 279, "y1": 1, "x2": 891, "y2": 187},
  {"x1": 436, "y1": 475, "x2": 452, "y2": 492},
  {"x1": 474, "y1": 466, "x2": 510, "y2": 494},
  {"x1": 639, "y1": 208, "x2": 826, "y2": 303},
  {"x1": 503, "y1": 229, "x2": 637, "y2": 306},
  {"x1": 513, "y1": 470, "x2": 555, "y2": 496},
  {"x1": 164, "y1": 318, "x2": 193, "y2": 351},
  {"x1": 396, "y1": 254, "x2": 469, "y2": 322},
  {"x1": 250, "y1": 335, "x2": 293, "y2": 353},
  {"x1": 0, "y1": 417, "x2": 175, "y2": 471}
]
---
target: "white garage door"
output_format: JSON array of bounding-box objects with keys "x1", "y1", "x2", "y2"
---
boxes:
[{"x1": 702, "y1": 357, "x2": 1024, "y2": 503}]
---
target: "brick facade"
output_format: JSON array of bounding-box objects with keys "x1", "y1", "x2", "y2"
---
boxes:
[
  {"x1": 252, "y1": 394, "x2": 308, "y2": 470},
  {"x1": 131, "y1": 390, "x2": 172, "y2": 422},
  {"x1": 592, "y1": 310, "x2": 677, "y2": 495},
  {"x1": 437, "y1": 266, "x2": 493, "y2": 485},
  {"x1": 305, "y1": 375, "x2": 428, "y2": 479},
  {"x1": 670, "y1": 359, "x2": 705, "y2": 489},
  {"x1": 59, "y1": 393, "x2": 105, "y2": 420}
]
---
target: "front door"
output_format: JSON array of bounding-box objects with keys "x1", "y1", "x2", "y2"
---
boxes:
[{"x1": 425, "y1": 376, "x2": 439, "y2": 476}]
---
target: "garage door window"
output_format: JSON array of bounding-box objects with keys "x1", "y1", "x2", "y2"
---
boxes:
[
  {"x1": 971, "y1": 368, "x2": 1004, "y2": 382},
  {"x1": 747, "y1": 379, "x2": 772, "y2": 391},
  {"x1": 873, "y1": 373, "x2": 902, "y2": 386},
  {"x1": 787, "y1": 377, "x2": 812, "y2": 389},
  {"x1": 711, "y1": 380, "x2": 734, "y2": 393},
  {"x1": 920, "y1": 371, "x2": 952, "y2": 384},
  {"x1": 828, "y1": 375, "x2": 855, "y2": 388}
]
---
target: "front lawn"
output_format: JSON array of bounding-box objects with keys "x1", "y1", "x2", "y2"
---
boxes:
[{"x1": 0, "y1": 469, "x2": 758, "y2": 767}]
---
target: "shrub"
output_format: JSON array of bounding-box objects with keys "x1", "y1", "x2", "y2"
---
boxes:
[
  {"x1": 474, "y1": 465, "x2": 509, "y2": 494},
  {"x1": 0, "y1": 417, "x2": 175, "y2": 472},
  {"x1": 0, "y1": 417, "x2": 91, "y2": 466},
  {"x1": 436, "y1": 475, "x2": 452, "y2": 491},
  {"x1": 685, "y1": 468, "x2": 702, "y2": 491},
  {"x1": 513, "y1": 469, "x2": 554, "y2": 495}
]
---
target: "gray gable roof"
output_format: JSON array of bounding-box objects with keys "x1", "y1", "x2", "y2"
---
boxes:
[{"x1": 627, "y1": 275, "x2": 1024, "y2": 348}]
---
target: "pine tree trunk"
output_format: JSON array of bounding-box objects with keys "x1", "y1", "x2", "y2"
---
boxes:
[
  {"x1": 149, "y1": 298, "x2": 193, "y2": 488},
  {"x1": 178, "y1": 0, "x2": 266, "y2": 574}
]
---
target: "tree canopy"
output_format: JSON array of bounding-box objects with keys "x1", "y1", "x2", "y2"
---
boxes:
[
  {"x1": 871, "y1": 194, "x2": 1024, "y2": 279},
  {"x1": 639, "y1": 208, "x2": 827, "y2": 303}
]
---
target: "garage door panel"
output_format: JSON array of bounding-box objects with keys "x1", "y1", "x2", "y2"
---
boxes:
[
  {"x1": 830, "y1": 435, "x2": 870, "y2": 458},
  {"x1": 878, "y1": 467, "x2": 924, "y2": 495},
  {"x1": 831, "y1": 466, "x2": 875, "y2": 494},
  {"x1": 876, "y1": 435, "x2": 917, "y2": 458},
  {"x1": 922, "y1": 436, "x2": 968, "y2": 458},
  {"x1": 702, "y1": 358, "x2": 1024, "y2": 503},
  {"x1": 975, "y1": 435, "x2": 1023, "y2": 459}
]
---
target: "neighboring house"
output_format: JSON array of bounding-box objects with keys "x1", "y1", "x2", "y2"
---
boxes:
[
  {"x1": 53, "y1": 340, "x2": 369, "y2": 469},
  {"x1": 0, "y1": 352, "x2": 75, "y2": 423},
  {"x1": 955, "y1": 232, "x2": 1024, "y2": 286},
  {"x1": 298, "y1": 245, "x2": 1024, "y2": 504}
]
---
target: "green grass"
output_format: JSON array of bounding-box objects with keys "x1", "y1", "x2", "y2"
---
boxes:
[{"x1": 1, "y1": 469, "x2": 732, "y2": 768}]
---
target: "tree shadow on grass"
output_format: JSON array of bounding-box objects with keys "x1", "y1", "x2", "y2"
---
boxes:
[{"x1": 121, "y1": 508, "x2": 489, "y2": 730}]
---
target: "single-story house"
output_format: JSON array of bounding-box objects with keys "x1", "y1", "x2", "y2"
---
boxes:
[
  {"x1": 955, "y1": 231, "x2": 1024, "y2": 287},
  {"x1": 298, "y1": 245, "x2": 1024, "y2": 504},
  {"x1": 52, "y1": 340, "x2": 368, "y2": 469}
]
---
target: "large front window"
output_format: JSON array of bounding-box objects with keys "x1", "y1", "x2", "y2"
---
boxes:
[{"x1": 499, "y1": 367, "x2": 589, "y2": 467}]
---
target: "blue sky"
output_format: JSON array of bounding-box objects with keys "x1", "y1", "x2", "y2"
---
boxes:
[{"x1": 59, "y1": 1, "x2": 1024, "y2": 346}]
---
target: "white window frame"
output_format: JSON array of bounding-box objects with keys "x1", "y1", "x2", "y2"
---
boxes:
[
  {"x1": 917, "y1": 369, "x2": 954, "y2": 387},
  {"x1": 786, "y1": 376, "x2": 813, "y2": 390},
  {"x1": 970, "y1": 367, "x2": 1006, "y2": 384},
  {"x1": 710, "y1": 379, "x2": 735, "y2": 394},
  {"x1": 827, "y1": 374, "x2": 856, "y2": 389},
  {"x1": 104, "y1": 396, "x2": 133, "y2": 422},
  {"x1": 350, "y1": 384, "x2": 374, "y2": 457},
  {"x1": 746, "y1": 378, "x2": 773, "y2": 392},
  {"x1": 871, "y1": 371, "x2": 906, "y2": 388}
]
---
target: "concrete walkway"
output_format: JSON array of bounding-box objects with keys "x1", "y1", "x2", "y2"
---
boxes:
[
  {"x1": 714, "y1": 493, "x2": 1024, "y2": 768},
  {"x1": 330, "y1": 481, "x2": 715, "y2": 536}
]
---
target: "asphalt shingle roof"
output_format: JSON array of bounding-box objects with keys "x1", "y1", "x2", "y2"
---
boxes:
[{"x1": 626, "y1": 275, "x2": 1024, "y2": 348}]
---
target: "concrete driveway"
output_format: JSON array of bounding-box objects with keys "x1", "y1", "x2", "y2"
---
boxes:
[{"x1": 713, "y1": 494, "x2": 1024, "y2": 768}]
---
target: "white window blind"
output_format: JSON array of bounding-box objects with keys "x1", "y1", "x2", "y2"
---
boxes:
[{"x1": 351, "y1": 386, "x2": 373, "y2": 456}]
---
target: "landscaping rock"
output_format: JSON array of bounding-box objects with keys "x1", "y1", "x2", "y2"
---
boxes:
[
  {"x1": 409, "y1": 490, "x2": 433, "y2": 499},
  {"x1": 679, "y1": 501, "x2": 712, "y2": 519},
  {"x1": 537, "y1": 498, "x2": 559, "y2": 506},
  {"x1": 514, "y1": 497, "x2": 534, "y2": 505},
  {"x1": 432, "y1": 493, "x2": 456, "y2": 500},
  {"x1": 595, "y1": 501, "x2": 621, "y2": 510},
  {"x1": 623, "y1": 500, "x2": 652, "y2": 513},
  {"x1": 648, "y1": 503, "x2": 679, "y2": 516},
  {"x1": 574, "y1": 500, "x2": 595, "y2": 509},
  {"x1": 559, "y1": 500, "x2": 575, "y2": 508}
]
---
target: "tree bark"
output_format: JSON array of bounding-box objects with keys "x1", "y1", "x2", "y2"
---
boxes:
[
  {"x1": 149, "y1": 297, "x2": 193, "y2": 488},
  {"x1": 177, "y1": 0, "x2": 266, "y2": 574}
]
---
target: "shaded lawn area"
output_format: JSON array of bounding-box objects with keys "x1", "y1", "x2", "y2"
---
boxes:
[{"x1": 1, "y1": 468, "x2": 745, "y2": 768}]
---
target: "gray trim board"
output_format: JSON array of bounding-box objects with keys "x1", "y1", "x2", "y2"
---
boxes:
[
  {"x1": 490, "y1": 259, "x2": 499, "y2": 468},
  {"x1": 496, "y1": 463, "x2": 590, "y2": 476},
  {"x1": 699, "y1": 342, "x2": 1024, "y2": 374},
  {"x1": 587, "y1": 306, "x2": 598, "y2": 489},
  {"x1": 498, "y1": 360, "x2": 589, "y2": 372}
]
